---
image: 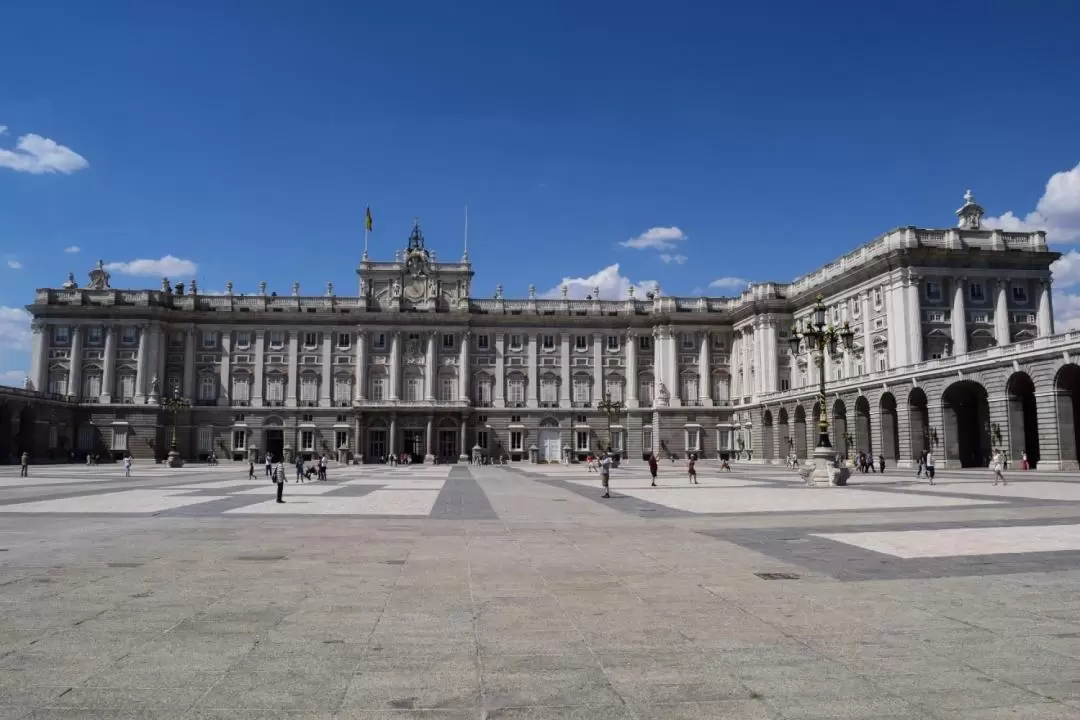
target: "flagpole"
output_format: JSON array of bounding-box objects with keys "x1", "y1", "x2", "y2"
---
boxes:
[
  {"x1": 362, "y1": 205, "x2": 370, "y2": 262},
  {"x1": 462, "y1": 205, "x2": 469, "y2": 262}
]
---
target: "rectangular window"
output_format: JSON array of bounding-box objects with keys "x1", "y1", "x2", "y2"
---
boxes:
[
  {"x1": 119, "y1": 374, "x2": 136, "y2": 401},
  {"x1": 406, "y1": 376, "x2": 422, "y2": 402},
  {"x1": 574, "y1": 335, "x2": 587, "y2": 351},
  {"x1": 685, "y1": 428, "x2": 700, "y2": 452},
  {"x1": 198, "y1": 375, "x2": 216, "y2": 401},
  {"x1": 878, "y1": 357, "x2": 887, "y2": 371},
  {"x1": 232, "y1": 376, "x2": 251, "y2": 403},
  {"x1": 576, "y1": 415, "x2": 587, "y2": 424},
  {"x1": 540, "y1": 379, "x2": 557, "y2": 403},
  {"x1": 1012, "y1": 285, "x2": 1028, "y2": 303},
  {"x1": 542, "y1": 334, "x2": 555, "y2": 350},
  {"x1": 235, "y1": 331, "x2": 251, "y2": 349},
  {"x1": 606, "y1": 335, "x2": 619, "y2": 351},
  {"x1": 642, "y1": 428, "x2": 652, "y2": 452},
  {"x1": 473, "y1": 377, "x2": 492, "y2": 405},
  {"x1": 334, "y1": 430, "x2": 349, "y2": 449},
  {"x1": 1013, "y1": 312, "x2": 1036, "y2": 324},
  {"x1": 302, "y1": 413, "x2": 314, "y2": 422},
  {"x1": 48, "y1": 371, "x2": 66, "y2": 396},
  {"x1": 88, "y1": 327, "x2": 103, "y2": 345},
  {"x1": 370, "y1": 376, "x2": 385, "y2": 401},
  {"x1": 476, "y1": 335, "x2": 489, "y2": 350},
  {"x1": 969, "y1": 282, "x2": 985, "y2": 301},
  {"x1": 334, "y1": 377, "x2": 351, "y2": 403},
  {"x1": 611, "y1": 430, "x2": 625, "y2": 453},
  {"x1": 477, "y1": 430, "x2": 488, "y2": 449},
  {"x1": 337, "y1": 332, "x2": 351, "y2": 349},
  {"x1": 510, "y1": 415, "x2": 521, "y2": 423},
  {"x1": 510, "y1": 431, "x2": 523, "y2": 452},
  {"x1": 269, "y1": 331, "x2": 284, "y2": 349},
  {"x1": 232, "y1": 429, "x2": 247, "y2": 451},
  {"x1": 439, "y1": 377, "x2": 455, "y2": 402},
  {"x1": 509, "y1": 334, "x2": 522, "y2": 351},
  {"x1": 202, "y1": 331, "x2": 217, "y2": 349},
  {"x1": 303, "y1": 332, "x2": 317, "y2": 348},
  {"x1": 576, "y1": 431, "x2": 590, "y2": 452},
  {"x1": 925, "y1": 281, "x2": 941, "y2": 301},
  {"x1": 508, "y1": 377, "x2": 525, "y2": 404},
  {"x1": 53, "y1": 326, "x2": 70, "y2": 344},
  {"x1": 373, "y1": 333, "x2": 387, "y2": 350},
  {"x1": 852, "y1": 300, "x2": 860, "y2": 318},
  {"x1": 930, "y1": 351, "x2": 943, "y2": 360},
  {"x1": 638, "y1": 335, "x2": 652, "y2": 351},
  {"x1": 717, "y1": 429, "x2": 731, "y2": 450},
  {"x1": 572, "y1": 378, "x2": 590, "y2": 404},
  {"x1": 266, "y1": 377, "x2": 284, "y2": 403},
  {"x1": 301, "y1": 377, "x2": 317, "y2": 403},
  {"x1": 301, "y1": 431, "x2": 314, "y2": 451},
  {"x1": 681, "y1": 333, "x2": 695, "y2": 350},
  {"x1": 969, "y1": 312, "x2": 989, "y2": 324},
  {"x1": 639, "y1": 378, "x2": 654, "y2": 405},
  {"x1": 604, "y1": 378, "x2": 623, "y2": 402},
  {"x1": 121, "y1": 326, "x2": 137, "y2": 345},
  {"x1": 197, "y1": 426, "x2": 212, "y2": 453},
  {"x1": 443, "y1": 333, "x2": 455, "y2": 350}
]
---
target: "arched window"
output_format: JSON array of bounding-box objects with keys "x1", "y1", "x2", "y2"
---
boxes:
[
  {"x1": 473, "y1": 373, "x2": 493, "y2": 406},
  {"x1": 198, "y1": 374, "x2": 217, "y2": 402},
  {"x1": 540, "y1": 374, "x2": 558, "y2": 405},
  {"x1": 438, "y1": 371, "x2": 456, "y2": 403},
  {"x1": 572, "y1": 374, "x2": 591, "y2": 405},
  {"x1": 266, "y1": 373, "x2": 286, "y2": 405},
  {"x1": 333, "y1": 375, "x2": 352, "y2": 405},
  {"x1": 604, "y1": 375, "x2": 624, "y2": 402},
  {"x1": 300, "y1": 373, "x2": 318, "y2": 405},
  {"x1": 507, "y1": 373, "x2": 526, "y2": 406},
  {"x1": 232, "y1": 372, "x2": 251, "y2": 405},
  {"x1": 638, "y1": 373, "x2": 654, "y2": 407}
]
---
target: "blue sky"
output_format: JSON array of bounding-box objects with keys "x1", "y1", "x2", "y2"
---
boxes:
[{"x1": 2, "y1": 0, "x2": 1079, "y2": 385}]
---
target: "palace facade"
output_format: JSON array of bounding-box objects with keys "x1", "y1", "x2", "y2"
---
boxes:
[{"x1": 5, "y1": 191, "x2": 1080, "y2": 469}]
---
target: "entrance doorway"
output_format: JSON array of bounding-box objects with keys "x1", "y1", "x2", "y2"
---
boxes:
[
  {"x1": 265, "y1": 429, "x2": 284, "y2": 462},
  {"x1": 538, "y1": 429, "x2": 560, "y2": 463},
  {"x1": 438, "y1": 430, "x2": 457, "y2": 462},
  {"x1": 942, "y1": 380, "x2": 990, "y2": 467},
  {"x1": 402, "y1": 429, "x2": 424, "y2": 462},
  {"x1": 368, "y1": 429, "x2": 387, "y2": 462}
]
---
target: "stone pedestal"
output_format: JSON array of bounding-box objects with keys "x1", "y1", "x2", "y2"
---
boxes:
[
  {"x1": 528, "y1": 445, "x2": 538, "y2": 464},
  {"x1": 166, "y1": 449, "x2": 184, "y2": 468},
  {"x1": 424, "y1": 454, "x2": 435, "y2": 464},
  {"x1": 806, "y1": 446, "x2": 849, "y2": 487}
]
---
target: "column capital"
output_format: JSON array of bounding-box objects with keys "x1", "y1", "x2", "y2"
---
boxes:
[{"x1": 30, "y1": 319, "x2": 47, "y2": 333}]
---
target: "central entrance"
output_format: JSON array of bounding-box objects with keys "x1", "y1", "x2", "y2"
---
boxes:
[
  {"x1": 402, "y1": 429, "x2": 424, "y2": 463},
  {"x1": 368, "y1": 429, "x2": 387, "y2": 461},
  {"x1": 265, "y1": 429, "x2": 284, "y2": 462},
  {"x1": 438, "y1": 430, "x2": 457, "y2": 462},
  {"x1": 538, "y1": 429, "x2": 560, "y2": 463}
]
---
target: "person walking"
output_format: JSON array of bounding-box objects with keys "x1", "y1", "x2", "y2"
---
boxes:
[
  {"x1": 600, "y1": 452, "x2": 612, "y2": 499},
  {"x1": 648, "y1": 453, "x2": 658, "y2": 487},
  {"x1": 992, "y1": 449, "x2": 1008, "y2": 486},
  {"x1": 19, "y1": 452, "x2": 29, "y2": 478},
  {"x1": 248, "y1": 458, "x2": 255, "y2": 479},
  {"x1": 264, "y1": 452, "x2": 273, "y2": 478},
  {"x1": 295, "y1": 456, "x2": 305, "y2": 483},
  {"x1": 319, "y1": 455, "x2": 327, "y2": 481},
  {"x1": 1021, "y1": 450, "x2": 1029, "y2": 471},
  {"x1": 687, "y1": 454, "x2": 699, "y2": 485},
  {"x1": 925, "y1": 451, "x2": 935, "y2": 485},
  {"x1": 123, "y1": 454, "x2": 132, "y2": 478},
  {"x1": 273, "y1": 462, "x2": 285, "y2": 503}
]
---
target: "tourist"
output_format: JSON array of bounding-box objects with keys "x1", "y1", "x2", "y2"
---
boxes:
[
  {"x1": 319, "y1": 455, "x2": 328, "y2": 481},
  {"x1": 248, "y1": 458, "x2": 255, "y2": 479},
  {"x1": 123, "y1": 454, "x2": 132, "y2": 478},
  {"x1": 687, "y1": 454, "x2": 699, "y2": 485},
  {"x1": 991, "y1": 449, "x2": 1008, "y2": 486},
  {"x1": 878, "y1": 453, "x2": 885, "y2": 474},
  {"x1": 585, "y1": 453, "x2": 595, "y2": 472},
  {"x1": 19, "y1": 452, "x2": 29, "y2": 478},
  {"x1": 264, "y1": 452, "x2": 273, "y2": 478},
  {"x1": 295, "y1": 456, "x2": 305, "y2": 483},
  {"x1": 915, "y1": 452, "x2": 924, "y2": 477},
  {"x1": 600, "y1": 452, "x2": 612, "y2": 499},
  {"x1": 273, "y1": 462, "x2": 285, "y2": 503},
  {"x1": 720, "y1": 458, "x2": 731, "y2": 471},
  {"x1": 924, "y1": 451, "x2": 935, "y2": 485},
  {"x1": 648, "y1": 453, "x2": 658, "y2": 486},
  {"x1": 1021, "y1": 450, "x2": 1029, "y2": 470}
]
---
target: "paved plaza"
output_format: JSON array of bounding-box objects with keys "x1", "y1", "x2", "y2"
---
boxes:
[{"x1": 4, "y1": 462, "x2": 1080, "y2": 718}]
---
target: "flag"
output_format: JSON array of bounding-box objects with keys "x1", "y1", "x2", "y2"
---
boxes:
[{"x1": 365, "y1": 206, "x2": 373, "y2": 232}]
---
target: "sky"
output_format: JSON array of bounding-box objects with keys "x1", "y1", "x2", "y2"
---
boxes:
[{"x1": 2, "y1": 0, "x2": 1080, "y2": 386}]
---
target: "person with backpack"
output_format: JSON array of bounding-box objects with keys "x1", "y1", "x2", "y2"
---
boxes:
[{"x1": 648, "y1": 453, "x2": 658, "y2": 487}]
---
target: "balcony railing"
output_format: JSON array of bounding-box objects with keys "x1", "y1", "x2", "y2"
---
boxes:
[
  {"x1": 683, "y1": 399, "x2": 703, "y2": 407},
  {"x1": 539, "y1": 401, "x2": 559, "y2": 408},
  {"x1": 571, "y1": 401, "x2": 591, "y2": 408}
]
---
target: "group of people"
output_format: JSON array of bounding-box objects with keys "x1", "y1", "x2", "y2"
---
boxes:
[
  {"x1": 254, "y1": 452, "x2": 330, "y2": 503},
  {"x1": 855, "y1": 451, "x2": 886, "y2": 474}
]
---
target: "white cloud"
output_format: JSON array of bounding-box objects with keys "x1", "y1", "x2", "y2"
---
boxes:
[
  {"x1": 105, "y1": 255, "x2": 197, "y2": 277},
  {"x1": 0, "y1": 307, "x2": 31, "y2": 350},
  {"x1": 64, "y1": 245, "x2": 80, "y2": 254},
  {"x1": 543, "y1": 264, "x2": 657, "y2": 300},
  {"x1": 619, "y1": 226, "x2": 687, "y2": 251},
  {"x1": 659, "y1": 254, "x2": 688, "y2": 265},
  {"x1": 984, "y1": 162, "x2": 1080, "y2": 243},
  {"x1": 709, "y1": 276, "x2": 749, "y2": 292},
  {"x1": 0, "y1": 131, "x2": 89, "y2": 175},
  {"x1": 0, "y1": 369, "x2": 26, "y2": 387},
  {"x1": 1055, "y1": 292, "x2": 1080, "y2": 332},
  {"x1": 0, "y1": 126, "x2": 7, "y2": 136},
  {"x1": 6, "y1": 260, "x2": 22, "y2": 270},
  {"x1": 1051, "y1": 250, "x2": 1080, "y2": 289}
]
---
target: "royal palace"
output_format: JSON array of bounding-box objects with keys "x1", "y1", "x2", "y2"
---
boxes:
[{"x1": 5, "y1": 192, "x2": 1080, "y2": 469}]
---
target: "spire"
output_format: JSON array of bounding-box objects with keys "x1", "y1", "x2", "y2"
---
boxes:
[
  {"x1": 956, "y1": 189, "x2": 985, "y2": 230},
  {"x1": 407, "y1": 218, "x2": 425, "y2": 251}
]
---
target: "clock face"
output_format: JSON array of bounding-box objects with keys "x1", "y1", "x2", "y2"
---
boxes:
[{"x1": 404, "y1": 277, "x2": 426, "y2": 302}]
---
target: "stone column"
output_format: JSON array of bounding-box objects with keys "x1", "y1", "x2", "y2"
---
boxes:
[
  {"x1": 389, "y1": 415, "x2": 397, "y2": 456},
  {"x1": 1038, "y1": 279, "x2": 1054, "y2": 336},
  {"x1": 253, "y1": 329, "x2": 265, "y2": 407},
  {"x1": 860, "y1": 292, "x2": 872, "y2": 374},
  {"x1": 560, "y1": 332, "x2": 571, "y2": 407},
  {"x1": 425, "y1": 331, "x2": 436, "y2": 402},
  {"x1": 699, "y1": 331, "x2": 711, "y2": 405},
  {"x1": 286, "y1": 329, "x2": 299, "y2": 407},
  {"x1": 355, "y1": 331, "x2": 367, "y2": 402},
  {"x1": 27, "y1": 321, "x2": 47, "y2": 393},
  {"x1": 592, "y1": 332, "x2": 603, "y2": 404},
  {"x1": 494, "y1": 333, "x2": 505, "y2": 407},
  {"x1": 182, "y1": 326, "x2": 196, "y2": 400},
  {"x1": 730, "y1": 331, "x2": 740, "y2": 397},
  {"x1": 320, "y1": 330, "x2": 333, "y2": 407},
  {"x1": 951, "y1": 277, "x2": 968, "y2": 356},
  {"x1": 459, "y1": 416, "x2": 468, "y2": 460},
  {"x1": 217, "y1": 329, "x2": 231, "y2": 406},
  {"x1": 995, "y1": 279, "x2": 1011, "y2": 346},
  {"x1": 101, "y1": 324, "x2": 117, "y2": 403},
  {"x1": 527, "y1": 333, "x2": 538, "y2": 408},
  {"x1": 134, "y1": 324, "x2": 149, "y2": 404},
  {"x1": 766, "y1": 322, "x2": 779, "y2": 392},
  {"x1": 906, "y1": 274, "x2": 923, "y2": 364},
  {"x1": 742, "y1": 326, "x2": 753, "y2": 401},
  {"x1": 425, "y1": 416, "x2": 434, "y2": 462},
  {"x1": 625, "y1": 331, "x2": 638, "y2": 407},
  {"x1": 653, "y1": 326, "x2": 668, "y2": 403},
  {"x1": 155, "y1": 325, "x2": 167, "y2": 398},
  {"x1": 68, "y1": 324, "x2": 83, "y2": 400},
  {"x1": 389, "y1": 331, "x2": 401, "y2": 402},
  {"x1": 884, "y1": 283, "x2": 899, "y2": 369},
  {"x1": 458, "y1": 330, "x2": 470, "y2": 402}
]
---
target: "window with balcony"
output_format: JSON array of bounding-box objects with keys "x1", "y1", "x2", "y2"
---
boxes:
[
  {"x1": 572, "y1": 377, "x2": 591, "y2": 405},
  {"x1": 83, "y1": 372, "x2": 102, "y2": 400},
  {"x1": 266, "y1": 375, "x2": 285, "y2": 404},
  {"x1": 713, "y1": 375, "x2": 730, "y2": 402},
  {"x1": 48, "y1": 371, "x2": 67, "y2": 396},
  {"x1": 639, "y1": 376, "x2": 654, "y2": 406},
  {"x1": 540, "y1": 376, "x2": 558, "y2": 405},
  {"x1": 473, "y1": 375, "x2": 493, "y2": 406},
  {"x1": 198, "y1": 374, "x2": 217, "y2": 402},
  {"x1": 300, "y1": 375, "x2": 318, "y2": 404},
  {"x1": 507, "y1": 375, "x2": 526, "y2": 406},
  {"x1": 680, "y1": 375, "x2": 698, "y2": 404},
  {"x1": 369, "y1": 375, "x2": 386, "y2": 401},
  {"x1": 333, "y1": 376, "x2": 352, "y2": 404},
  {"x1": 405, "y1": 375, "x2": 423, "y2": 402},
  {"x1": 232, "y1": 374, "x2": 251, "y2": 404},
  {"x1": 604, "y1": 377, "x2": 624, "y2": 402},
  {"x1": 439, "y1": 376, "x2": 456, "y2": 402}
]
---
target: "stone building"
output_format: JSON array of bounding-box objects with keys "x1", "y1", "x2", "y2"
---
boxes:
[{"x1": 8, "y1": 191, "x2": 1080, "y2": 468}]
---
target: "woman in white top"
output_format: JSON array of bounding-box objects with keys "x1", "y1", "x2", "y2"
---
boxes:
[{"x1": 992, "y1": 450, "x2": 1008, "y2": 486}]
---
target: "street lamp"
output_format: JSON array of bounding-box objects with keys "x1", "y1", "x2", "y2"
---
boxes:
[
  {"x1": 789, "y1": 294, "x2": 855, "y2": 486},
  {"x1": 596, "y1": 391, "x2": 625, "y2": 455},
  {"x1": 161, "y1": 389, "x2": 191, "y2": 467}
]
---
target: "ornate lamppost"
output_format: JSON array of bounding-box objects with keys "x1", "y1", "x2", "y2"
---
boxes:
[
  {"x1": 789, "y1": 295, "x2": 855, "y2": 486},
  {"x1": 162, "y1": 389, "x2": 191, "y2": 468},
  {"x1": 596, "y1": 391, "x2": 625, "y2": 457}
]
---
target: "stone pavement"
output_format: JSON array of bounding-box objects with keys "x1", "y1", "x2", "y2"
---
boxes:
[{"x1": 3, "y1": 462, "x2": 1080, "y2": 717}]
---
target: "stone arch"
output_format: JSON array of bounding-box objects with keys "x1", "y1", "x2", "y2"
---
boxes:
[
  {"x1": 942, "y1": 380, "x2": 991, "y2": 468},
  {"x1": 504, "y1": 369, "x2": 527, "y2": 407},
  {"x1": 854, "y1": 395, "x2": 872, "y2": 457},
  {"x1": 970, "y1": 328, "x2": 995, "y2": 352},
  {"x1": 793, "y1": 405, "x2": 807, "y2": 459},
  {"x1": 1056, "y1": 364, "x2": 1080, "y2": 470},
  {"x1": 1006, "y1": 371, "x2": 1040, "y2": 468},
  {"x1": 831, "y1": 399, "x2": 848, "y2": 455},
  {"x1": 0, "y1": 402, "x2": 11, "y2": 462},
  {"x1": 906, "y1": 388, "x2": 928, "y2": 459},
  {"x1": 762, "y1": 409, "x2": 775, "y2": 461},
  {"x1": 777, "y1": 407, "x2": 790, "y2": 458},
  {"x1": 539, "y1": 416, "x2": 560, "y2": 428},
  {"x1": 16, "y1": 406, "x2": 36, "y2": 459}
]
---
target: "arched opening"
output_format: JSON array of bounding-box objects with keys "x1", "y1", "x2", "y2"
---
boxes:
[
  {"x1": 262, "y1": 416, "x2": 285, "y2": 462},
  {"x1": 538, "y1": 417, "x2": 561, "y2": 463},
  {"x1": 831, "y1": 399, "x2": 848, "y2": 456},
  {"x1": 1006, "y1": 372, "x2": 1040, "y2": 468},
  {"x1": 906, "y1": 388, "x2": 927, "y2": 460},
  {"x1": 762, "y1": 410, "x2": 774, "y2": 461},
  {"x1": 1056, "y1": 364, "x2": 1080, "y2": 470},
  {"x1": 778, "y1": 408, "x2": 790, "y2": 459},
  {"x1": 16, "y1": 407, "x2": 36, "y2": 459},
  {"x1": 942, "y1": 380, "x2": 991, "y2": 468},
  {"x1": 0, "y1": 403, "x2": 11, "y2": 463},
  {"x1": 854, "y1": 396, "x2": 872, "y2": 457},
  {"x1": 793, "y1": 405, "x2": 807, "y2": 459}
]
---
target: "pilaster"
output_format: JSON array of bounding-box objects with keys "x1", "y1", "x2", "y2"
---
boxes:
[
  {"x1": 625, "y1": 331, "x2": 638, "y2": 408},
  {"x1": 68, "y1": 324, "x2": 83, "y2": 400},
  {"x1": 135, "y1": 323, "x2": 150, "y2": 404},
  {"x1": 182, "y1": 326, "x2": 196, "y2": 401},
  {"x1": 217, "y1": 329, "x2": 232, "y2": 406},
  {"x1": 253, "y1": 329, "x2": 265, "y2": 407},
  {"x1": 320, "y1": 331, "x2": 333, "y2": 407},
  {"x1": 389, "y1": 330, "x2": 401, "y2": 402},
  {"x1": 286, "y1": 329, "x2": 299, "y2": 408},
  {"x1": 355, "y1": 330, "x2": 367, "y2": 402},
  {"x1": 951, "y1": 276, "x2": 968, "y2": 356},
  {"x1": 592, "y1": 332, "x2": 603, "y2": 404},
  {"x1": 457, "y1": 330, "x2": 470, "y2": 403},
  {"x1": 101, "y1": 324, "x2": 117, "y2": 404},
  {"x1": 527, "y1": 333, "x2": 538, "y2": 408},
  {"x1": 494, "y1": 332, "x2": 506, "y2": 407},
  {"x1": 559, "y1": 332, "x2": 571, "y2": 407}
]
